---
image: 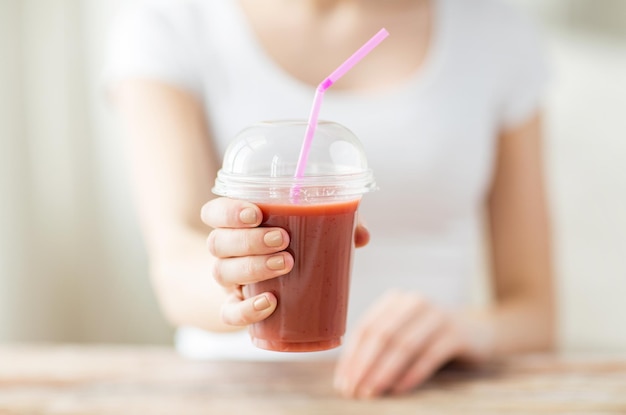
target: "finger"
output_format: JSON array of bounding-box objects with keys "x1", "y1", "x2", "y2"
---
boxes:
[
  {"x1": 353, "y1": 307, "x2": 446, "y2": 398},
  {"x1": 354, "y1": 222, "x2": 370, "y2": 248},
  {"x1": 334, "y1": 292, "x2": 428, "y2": 397},
  {"x1": 212, "y1": 252, "x2": 294, "y2": 287},
  {"x1": 201, "y1": 197, "x2": 262, "y2": 228},
  {"x1": 335, "y1": 290, "x2": 402, "y2": 382},
  {"x1": 335, "y1": 291, "x2": 426, "y2": 380},
  {"x1": 335, "y1": 291, "x2": 402, "y2": 382},
  {"x1": 207, "y1": 227, "x2": 290, "y2": 258},
  {"x1": 354, "y1": 214, "x2": 370, "y2": 248},
  {"x1": 391, "y1": 330, "x2": 461, "y2": 395},
  {"x1": 221, "y1": 291, "x2": 278, "y2": 326}
]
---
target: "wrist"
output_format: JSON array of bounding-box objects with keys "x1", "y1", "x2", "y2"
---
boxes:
[{"x1": 453, "y1": 310, "x2": 496, "y2": 363}]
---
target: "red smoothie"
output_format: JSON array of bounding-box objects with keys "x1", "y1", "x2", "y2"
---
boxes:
[{"x1": 243, "y1": 198, "x2": 360, "y2": 352}]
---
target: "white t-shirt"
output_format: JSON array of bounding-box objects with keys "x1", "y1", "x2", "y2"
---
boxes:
[{"x1": 105, "y1": 0, "x2": 547, "y2": 360}]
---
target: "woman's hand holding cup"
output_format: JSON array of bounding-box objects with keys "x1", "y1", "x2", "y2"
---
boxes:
[{"x1": 201, "y1": 197, "x2": 293, "y2": 327}]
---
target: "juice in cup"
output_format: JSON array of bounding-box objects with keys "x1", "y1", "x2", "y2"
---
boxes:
[
  {"x1": 213, "y1": 120, "x2": 376, "y2": 352},
  {"x1": 245, "y1": 199, "x2": 359, "y2": 351}
]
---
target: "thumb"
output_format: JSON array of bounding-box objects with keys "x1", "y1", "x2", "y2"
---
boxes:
[{"x1": 354, "y1": 215, "x2": 370, "y2": 248}]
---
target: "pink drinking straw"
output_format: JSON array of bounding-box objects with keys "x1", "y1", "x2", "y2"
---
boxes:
[{"x1": 294, "y1": 28, "x2": 389, "y2": 179}]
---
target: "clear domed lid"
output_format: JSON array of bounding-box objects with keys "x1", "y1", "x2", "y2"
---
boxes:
[{"x1": 213, "y1": 120, "x2": 376, "y2": 203}]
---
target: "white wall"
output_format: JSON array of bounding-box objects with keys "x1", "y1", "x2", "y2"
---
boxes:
[
  {"x1": 547, "y1": 35, "x2": 626, "y2": 351},
  {"x1": 0, "y1": 0, "x2": 624, "y2": 350}
]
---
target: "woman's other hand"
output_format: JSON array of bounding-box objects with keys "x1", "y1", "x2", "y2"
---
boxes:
[{"x1": 334, "y1": 291, "x2": 484, "y2": 399}]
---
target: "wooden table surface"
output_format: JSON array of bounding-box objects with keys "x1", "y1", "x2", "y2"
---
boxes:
[{"x1": 0, "y1": 345, "x2": 625, "y2": 414}]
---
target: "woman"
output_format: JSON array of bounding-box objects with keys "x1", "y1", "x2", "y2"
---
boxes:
[{"x1": 106, "y1": 0, "x2": 555, "y2": 398}]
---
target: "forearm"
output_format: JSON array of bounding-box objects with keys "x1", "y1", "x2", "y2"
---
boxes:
[
  {"x1": 474, "y1": 115, "x2": 555, "y2": 361},
  {"x1": 111, "y1": 81, "x2": 233, "y2": 332},
  {"x1": 148, "y1": 229, "x2": 240, "y2": 333}
]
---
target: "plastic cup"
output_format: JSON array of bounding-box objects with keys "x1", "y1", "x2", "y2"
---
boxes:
[{"x1": 213, "y1": 120, "x2": 376, "y2": 352}]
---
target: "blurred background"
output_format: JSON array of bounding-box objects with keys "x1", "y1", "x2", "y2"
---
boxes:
[{"x1": 0, "y1": 0, "x2": 625, "y2": 349}]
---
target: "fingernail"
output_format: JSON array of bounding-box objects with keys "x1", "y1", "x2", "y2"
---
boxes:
[
  {"x1": 266, "y1": 255, "x2": 285, "y2": 270},
  {"x1": 239, "y1": 207, "x2": 258, "y2": 225},
  {"x1": 253, "y1": 295, "x2": 271, "y2": 311},
  {"x1": 263, "y1": 230, "x2": 283, "y2": 247}
]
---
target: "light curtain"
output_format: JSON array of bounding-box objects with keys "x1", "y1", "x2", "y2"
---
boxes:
[{"x1": 0, "y1": 0, "x2": 171, "y2": 343}]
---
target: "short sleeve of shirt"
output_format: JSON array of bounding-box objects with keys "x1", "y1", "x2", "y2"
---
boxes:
[
  {"x1": 495, "y1": 4, "x2": 550, "y2": 129},
  {"x1": 103, "y1": 0, "x2": 203, "y2": 97}
]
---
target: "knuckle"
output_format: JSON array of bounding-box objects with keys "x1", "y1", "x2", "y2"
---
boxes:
[
  {"x1": 238, "y1": 310, "x2": 255, "y2": 326},
  {"x1": 379, "y1": 329, "x2": 395, "y2": 345},
  {"x1": 407, "y1": 302, "x2": 423, "y2": 317},
  {"x1": 239, "y1": 230, "x2": 254, "y2": 253},
  {"x1": 200, "y1": 203, "x2": 211, "y2": 225},
  {"x1": 229, "y1": 208, "x2": 242, "y2": 227},
  {"x1": 211, "y1": 259, "x2": 226, "y2": 286},
  {"x1": 219, "y1": 306, "x2": 234, "y2": 325},
  {"x1": 351, "y1": 325, "x2": 370, "y2": 346},
  {"x1": 221, "y1": 307, "x2": 242, "y2": 326},
  {"x1": 206, "y1": 231, "x2": 220, "y2": 257},
  {"x1": 224, "y1": 303, "x2": 255, "y2": 326},
  {"x1": 356, "y1": 324, "x2": 374, "y2": 341},
  {"x1": 395, "y1": 335, "x2": 420, "y2": 355},
  {"x1": 221, "y1": 301, "x2": 249, "y2": 326},
  {"x1": 201, "y1": 199, "x2": 221, "y2": 226},
  {"x1": 242, "y1": 257, "x2": 257, "y2": 279},
  {"x1": 406, "y1": 291, "x2": 426, "y2": 305},
  {"x1": 430, "y1": 309, "x2": 446, "y2": 327},
  {"x1": 408, "y1": 293, "x2": 431, "y2": 314},
  {"x1": 370, "y1": 326, "x2": 396, "y2": 349},
  {"x1": 202, "y1": 197, "x2": 246, "y2": 228}
]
